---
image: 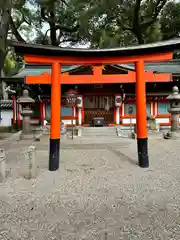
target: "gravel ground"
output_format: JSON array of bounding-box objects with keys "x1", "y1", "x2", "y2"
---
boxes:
[{"x1": 0, "y1": 135, "x2": 180, "y2": 239}]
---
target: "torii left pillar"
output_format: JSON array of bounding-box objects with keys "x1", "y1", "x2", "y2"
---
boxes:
[
  {"x1": 135, "y1": 61, "x2": 149, "y2": 168},
  {"x1": 49, "y1": 62, "x2": 61, "y2": 171}
]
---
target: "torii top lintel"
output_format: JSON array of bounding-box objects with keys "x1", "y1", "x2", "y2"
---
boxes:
[{"x1": 9, "y1": 39, "x2": 180, "y2": 65}]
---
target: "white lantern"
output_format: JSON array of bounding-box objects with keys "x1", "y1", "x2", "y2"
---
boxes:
[
  {"x1": 76, "y1": 96, "x2": 82, "y2": 108},
  {"x1": 115, "y1": 95, "x2": 122, "y2": 107}
]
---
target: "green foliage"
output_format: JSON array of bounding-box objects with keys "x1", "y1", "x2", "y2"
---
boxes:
[
  {"x1": 26, "y1": 0, "x2": 81, "y2": 46},
  {"x1": 72, "y1": 0, "x2": 168, "y2": 47},
  {"x1": 160, "y1": 1, "x2": 180, "y2": 40},
  {"x1": 3, "y1": 0, "x2": 180, "y2": 51},
  {"x1": 8, "y1": 0, "x2": 180, "y2": 49},
  {"x1": 3, "y1": 52, "x2": 16, "y2": 75}
]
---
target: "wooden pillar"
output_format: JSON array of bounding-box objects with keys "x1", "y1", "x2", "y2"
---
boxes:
[
  {"x1": 135, "y1": 61, "x2": 149, "y2": 168},
  {"x1": 49, "y1": 62, "x2": 61, "y2": 171},
  {"x1": 42, "y1": 102, "x2": 46, "y2": 125},
  {"x1": 40, "y1": 102, "x2": 44, "y2": 126},
  {"x1": 12, "y1": 95, "x2": 16, "y2": 124},
  {"x1": 116, "y1": 106, "x2": 120, "y2": 124},
  {"x1": 82, "y1": 95, "x2": 84, "y2": 124},
  {"x1": 114, "y1": 106, "x2": 116, "y2": 123},
  {"x1": 17, "y1": 103, "x2": 21, "y2": 126}
]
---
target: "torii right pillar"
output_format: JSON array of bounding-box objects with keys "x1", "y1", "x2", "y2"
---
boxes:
[{"x1": 135, "y1": 60, "x2": 149, "y2": 168}]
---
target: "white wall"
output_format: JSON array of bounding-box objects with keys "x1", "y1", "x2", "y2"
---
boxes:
[
  {"x1": 62, "y1": 120, "x2": 76, "y2": 125},
  {"x1": 0, "y1": 110, "x2": 12, "y2": 126}
]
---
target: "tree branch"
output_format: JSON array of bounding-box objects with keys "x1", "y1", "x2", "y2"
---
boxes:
[
  {"x1": 44, "y1": 24, "x2": 79, "y2": 39},
  {"x1": 40, "y1": 7, "x2": 49, "y2": 22},
  {"x1": 20, "y1": 9, "x2": 31, "y2": 25},
  {"x1": 60, "y1": 37, "x2": 80, "y2": 44},
  {"x1": 9, "y1": 15, "x2": 26, "y2": 42},
  {"x1": 133, "y1": 0, "x2": 144, "y2": 44},
  {"x1": 133, "y1": 0, "x2": 142, "y2": 29},
  {"x1": 116, "y1": 18, "x2": 133, "y2": 31},
  {"x1": 56, "y1": 24, "x2": 79, "y2": 33},
  {"x1": 141, "y1": 0, "x2": 168, "y2": 29},
  {"x1": 61, "y1": 0, "x2": 68, "y2": 6}
]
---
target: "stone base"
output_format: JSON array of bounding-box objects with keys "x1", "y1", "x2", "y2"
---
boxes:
[
  {"x1": 164, "y1": 131, "x2": 180, "y2": 140},
  {"x1": 20, "y1": 134, "x2": 34, "y2": 140},
  {"x1": 148, "y1": 119, "x2": 160, "y2": 132},
  {"x1": 0, "y1": 149, "x2": 6, "y2": 181},
  {"x1": 61, "y1": 134, "x2": 67, "y2": 140},
  {"x1": 77, "y1": 128, "x2": 82, "y2": 137},
  {"x1": 148, "y1": 132, "x2": 163, "y2": 140}
]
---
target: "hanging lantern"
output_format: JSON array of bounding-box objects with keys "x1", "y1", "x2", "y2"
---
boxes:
[
  {"x1": 115, "y1": 95, "x2": 122, "y2": 107},
  {"x1": 65, "y1": 89, "x2": 78, "y2": 106},
  {"x1": 64, "y1": 89, "x2": 78, "y2": 140}
]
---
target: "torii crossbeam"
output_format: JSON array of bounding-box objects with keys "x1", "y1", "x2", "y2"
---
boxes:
[
  {"x1": 25, "y1": 67, "x2": 171, "y2": 84},
  {"x1": 10, "y1": 39, "x2": 180, "y2": 171}
]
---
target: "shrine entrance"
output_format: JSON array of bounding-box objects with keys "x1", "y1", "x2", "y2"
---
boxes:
[
  {"x1": 10, "y1": 39, "x2": 180, "y2": 171},
  {"x1": 84, "y1": 95, "x2": 114, "y2": 124}
]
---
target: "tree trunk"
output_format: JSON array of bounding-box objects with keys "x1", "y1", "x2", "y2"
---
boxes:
[
  {"x1": 0, "y1": 0, "x2": 12, "y2": 97},
  {"x1": 133, "y1": 0, "x2": 144, "y2": 45},
  {"x1": 49, "y1": 10, "x2": 58, "y2": 46},
  {"x1": 136, "y1": 31, "x2": 144, "y2": 44}
]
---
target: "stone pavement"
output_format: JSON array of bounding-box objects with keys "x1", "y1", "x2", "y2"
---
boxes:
[{"x1": 0, "y1": 134, "x2": 180, "y2": 239}]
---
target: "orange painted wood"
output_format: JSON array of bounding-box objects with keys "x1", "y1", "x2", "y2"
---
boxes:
[
  {"x1": 50, "y1": 62, "x2": 61, "y2": 139},
  {"x1": 17, "y1": 103, "x2": 21, "y2": 125},
  {"x1": 93, "y1": 65, "x2": 102, "y2": 75},
  {"x1": 61, "y1": 116, "x2": 77, "y2": 120},
  {"x1": 135, "y1": 61, "x2": 147, "y2": 139},
  {"x1": 24, "y1": 52, "x2": 173, "y2": 64},
  {"x1": 26, "y1": 71, "x2": 171, "y2": 84},
  {"x1": 82, "y1": 95, "x2": 84, "y2": 123},
  {"x1": 156, "y1": 114, "x2": 170, "y2": 118},
  {"x1": 124, "y1": 114, "x2": 136, "y2": 118},
  {"x1": 114, "y1": 106, "x2": 116, "y2": 123}
]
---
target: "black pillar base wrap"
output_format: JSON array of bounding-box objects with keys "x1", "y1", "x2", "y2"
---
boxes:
[
  {"x1": 137, "y1": 138, "x2": 149, "y2": 168},
  {"x1": 49, "y1": 138, "x2": 60, "y2": 171}
]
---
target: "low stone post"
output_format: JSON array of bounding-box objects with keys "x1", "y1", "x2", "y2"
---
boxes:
[
  {"x1": 24, "y1": 145, "x2": 37, "y2": 179},
  {"x1": 148, "y1": 115, "x2": 160, "y2": 132},
  {"x1": 60, "y1": 120, "x2": 67, "y2": 139},
  {"x1": 0, "y1": 149, "x2": 6, "y2": 181}
]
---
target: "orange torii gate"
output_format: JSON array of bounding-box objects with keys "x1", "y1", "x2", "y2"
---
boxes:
[
  {"x1": 10, "y1": 40, "x2": 180, "y2": 171},
  {"x1": 25, "y1": 66, "x2": 171, "y2": 84}
]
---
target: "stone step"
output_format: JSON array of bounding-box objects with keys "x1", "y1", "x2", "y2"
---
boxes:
[
  {"x1": 82, "y1": 127, "x2": 117, "y2": 137},
  {"x1": 83, "y1": 128, "x2": 116, "y2": 132},
  {"x1": 83, "y1": 133, "x2": 116, "y2": 136},
  {"x1": 83, "y1": 130, "x2": 116, "y2": 134},
  {"x1": 82, "y1": 127, "x2": 116, "y2": 130}
]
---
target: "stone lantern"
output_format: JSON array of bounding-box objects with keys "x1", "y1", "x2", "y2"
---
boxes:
[
  {"x1": 17, "y1": 90, "x2": 35, "y2": 139},
  {"x1": 164, "y1": 86, "x2": 180, "y2": 139}
]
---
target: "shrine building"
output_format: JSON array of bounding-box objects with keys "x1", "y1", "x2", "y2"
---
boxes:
[{"x1": 2, "y1": 60, "x2": 180, "y2": 128}]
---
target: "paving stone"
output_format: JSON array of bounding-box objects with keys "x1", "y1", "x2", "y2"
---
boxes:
[{"x1": 0, "y1": 135, "x2": 180, "y2": 239}]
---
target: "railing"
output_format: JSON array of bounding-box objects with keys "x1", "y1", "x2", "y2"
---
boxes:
[{"x1": 84, "y1": 109, "x2": 114, "y2": 124}]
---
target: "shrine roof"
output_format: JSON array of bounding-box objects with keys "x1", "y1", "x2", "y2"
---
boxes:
[
  {"x1": 9, "y1": 39, "x2": 180, "y2": 57},
  {"x1": 116, "y1": 60, "x2": 180, "y2": 74},
  {"x1": 11, "y1": 64, "x2": 81, "y2": 78},
  {"x1": 2, "y1": 60, "x2": 180, "y2": 84}
]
